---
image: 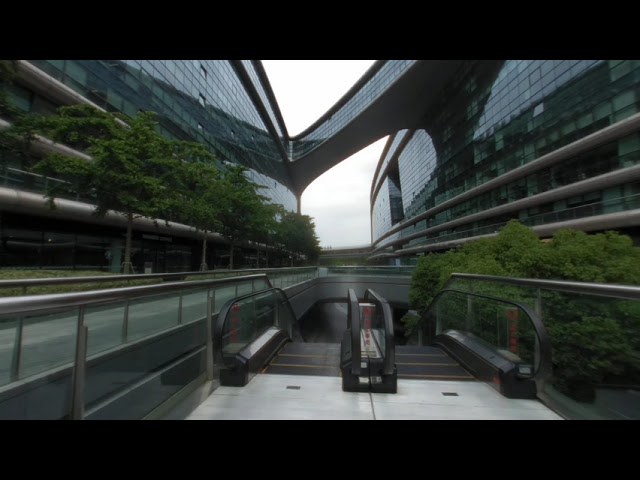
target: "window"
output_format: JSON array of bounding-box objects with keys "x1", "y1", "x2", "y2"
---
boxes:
[
  {"x1": 533, "y1": 102, "x2": 544, "y2": 117},
  {"x1": 566, "y1": 191, "x2": 602, "y2": 207},
  {"x1": 200, "y1": 65, "x2": 207, "y2": 79},
  {"x1": 198, "y1": 94, "x2": 206, "y2": 107}
]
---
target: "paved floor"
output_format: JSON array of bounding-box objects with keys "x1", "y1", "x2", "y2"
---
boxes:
[{"x1": 184, "y1": 374, "x2": 563, "y2": 420}]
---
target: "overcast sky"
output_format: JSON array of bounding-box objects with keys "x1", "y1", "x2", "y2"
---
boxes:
[{"x1": 262, "y1": 60, "x2": 387, "y2": 248}]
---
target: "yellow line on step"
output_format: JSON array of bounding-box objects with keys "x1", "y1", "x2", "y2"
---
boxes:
[
  {"x1": 396, "y1": 353, "x2": 447, "y2": 357},
  {"x1": 278, "y1": 353, "x2": 339, "y2": 358},
  {"x1": 270, "y1": 363, "x2": 334, "y2": 369},
  {"x1": 397, "y1": 362, "x2": 459, "y2": 366}
]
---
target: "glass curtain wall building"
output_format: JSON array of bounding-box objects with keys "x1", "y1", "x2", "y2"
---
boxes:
[
  {"x1": 370, "y1": 60, "x2": 640, "y2": 263},
  {"x1": 0, "y1": 59, "x2": 422, "y2": 272},
  {"x1": 0, "y1": 60, "x2": 297, "y2": 272},
  {"x1": 3, "y1": 60, "x2": 639, "y2": 270}
]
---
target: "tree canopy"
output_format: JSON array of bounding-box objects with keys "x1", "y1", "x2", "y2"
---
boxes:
[
  {"x1": 2, "y1": 98, "x2": 324, "y2": 272},
  {"x1": 0, "y1": 60, "x2": 17, "y2": 116},
  {"x1": 215, "y1": 164, "x2": 269, "y2": 270},
  {"x1": 28, "y1": 104, "x2": 215, "y2": 272},
  {"x1": 409, "y1": 220, "x2": 640, "y2": 313},
  {"x1": 276, "y1": 211, "x2": 322, "y2": 265},
  {"x1": 408, "y1": 220, "x2": 640, "y2": 403}
]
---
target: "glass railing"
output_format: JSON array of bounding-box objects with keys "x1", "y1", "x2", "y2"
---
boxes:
[
  {"x1": 419, "y1": 289, "x2": 546, "y2": 377},
  {"x1": 363, "y1": 289, "x2": 395, "y2": 378},
  {"x1": 262, "y1": 267, "x2": 318, "y2": 288},
  {"x1": 0, "y1": 164, "x2": 98, "y2": 204},
  {"x1": 373, "y1": 192, "x2": 640, "y2": 253},
  {"x1": 0, "y1": 266, "x2": 417, "y2": 297},
  {"x1": 0, "y1": 267, "x2": 318, "y2": 296},
  {"x1": 341, "y1": 288, "x2": 397, "y2": 392},
  {"x1": 360, "y1": 301, "x2": 383, "y2": 363},
  {"x1": 344, "y1": 288, "x2": 362, "y2": 376},
  {"x1": 0, "y1": 275, "x2": 271, "y2": 389},
  {"x1": 325, "y1": 266, "x2": 414, "y2": 277},
  {"x1": 214, "y1": 288, "x2": 296, "y2": 362},
  {"x1": 442, "y1": 274, "x2": 640, "y2": 420}
]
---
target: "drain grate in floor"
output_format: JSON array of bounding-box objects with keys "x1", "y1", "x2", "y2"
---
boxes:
[
  {"x1": 442, "y1": 392, "x2": 459, "y2": 396},
  {"x1": 286, "y1": 386, "x2": 301, "y2": 390}
]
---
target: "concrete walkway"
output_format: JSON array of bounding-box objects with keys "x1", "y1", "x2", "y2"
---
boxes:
[{"x1": 184, "y1": 374, "x2": 563, "y2": 420}]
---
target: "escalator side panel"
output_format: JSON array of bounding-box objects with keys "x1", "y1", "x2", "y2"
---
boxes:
[
  {"x1": 435, "y1": 334, "x2": 537, "y2": 399},
  {"x1": 220, "y1": 329, "x2": 290, "y2": 386},
  {"x1": 368, "y1": 358, "x2": 397, "y2": 393},
  {"x1": 341, "y1": 328, "x2": 369, "y2": 392}
]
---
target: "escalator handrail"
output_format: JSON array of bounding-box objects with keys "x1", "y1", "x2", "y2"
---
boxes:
[
  {"x1": 213, "y1": 287, "x2": 297, "y2": 366},
  {"x1": 420, "y1": 288, "x2": 552, "y2": 380},
  {"x1": 348, "y1": 288, "x2": 361, "y2": 375},
  {"x1": 363, "y1": 289, "x2": 395, "y2": 376}
]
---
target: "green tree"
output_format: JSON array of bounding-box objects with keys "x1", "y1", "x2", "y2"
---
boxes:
[
  {"x1": 217, "y1": 164, "x2": 269, "y2": 270},
  {"x1": 250, "y1": 202, "x2": 283, "y2": 268},
  {"x1": 0, "y1": 60, "x2": 38, "y2": 162},
  {"x1": 31, "y1": 104, "x2": 210, "y2": 273},
  {"x1": 0, "y1": 60, "x2": 18, "y2": 117},
  {"x1": 548, "y1": 316, "x2": 638, "y2": 401},
  {"x1": 408, "y1": 219, "x2": 640, "y2": 402},
  {"x1": 276, "y1": 211, "x2": 321, "y2": 266},
  {"x1": 542, "y1": 229, "x2": 640, "y2": 284},
  {"x1": 166, "y1": 158, "x2": 221, "y2": 270}
]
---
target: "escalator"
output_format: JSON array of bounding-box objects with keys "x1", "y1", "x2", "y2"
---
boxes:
[
  {"x1": 212, "y1": 284, "x2": 549, "y2": 401},
  {"x1": 338, "y1": 287, "x2": 549, "y2": 399},
  {"x1": 213, "y1": 287, "x2": 344, "y2": 386},
  {"x1": 261, "y1": 301, "x2": 345, "y2": 377},
  {"x1": 212, "y1": 286, "x2": 398, "y2": 389},
  {"x1": 395, "y1": 345, "x2": 474, "y2": 381},
  {"x1": 340, "y1": 289, "x2": 397, "y2": 393},
  {"x1": 406, "y1": 288, "x2": 551, "y2": 399}
]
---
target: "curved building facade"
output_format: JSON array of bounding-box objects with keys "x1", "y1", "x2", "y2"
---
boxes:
[
  {"x1": 0, "y1": 59, "x2": 433, "y2": 272},
  {"x1": 24, "y1": 60, "x2": 297, "y2": 209},
  {"x1": 0, "y1": 60, "x2": 300, "y2": 271},
  {"x1": 370, "y1": 60, "x2": 640, "y2": 262}
]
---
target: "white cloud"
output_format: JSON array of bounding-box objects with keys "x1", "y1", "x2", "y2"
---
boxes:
[
  {"x1": 302, "y1": 138, "x2": 388, "y2": 247},
  {"x1": 262, "y1": 60, "x2": 387, "y2": 248}
]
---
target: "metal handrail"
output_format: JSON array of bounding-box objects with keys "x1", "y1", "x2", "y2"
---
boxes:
[
  {"x1": 0, "y1": 265, "x2": 413, "y2": 295},
  {"x1": 327, "y1": 266, "x2": 414, "y2": 270},
  {"x1": 0, "y1": 266, "x2": 317, "y2": 292},
  {"x1": 364, "y1": 289, "x2": 395, "y2": 376},
  {"x1": 0, "y1": 274, "x2": 272, "y2": 318},
  {"x1": 213, "y1": 287, "x2": 296, "y2": 366},
  {"x1": 445, "y1": 273, "x2": 640, "y2": 300},
  {"x1": 347, "y1": 289, "x2": 361, "y2": 375},
  {"x1": 0, "y1": 272, "x2": 274, "y2": 419}
]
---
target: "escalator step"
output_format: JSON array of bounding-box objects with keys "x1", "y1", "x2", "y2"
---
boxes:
[
  {"x1": 263, "y1": 364, "x2": 341, "y2": 377},
  {"x1": 273, "y1": 353, "x2": 339, "y2": 367},
  {"x1": 395, "y1": 345, "x2": 475, "y2": 381},
  {"x1": 262, "y1": 342, "x2": 341, "y2": 377},
  {"x1": 280, "y1": 343, "x2": 340, "y2": 356},
  {"x1": 396, "y1": 354, "x2": 449, "y2": 363},
  {"x1": 396, "y1": 345, "x2": 446, "y2": 355}
]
